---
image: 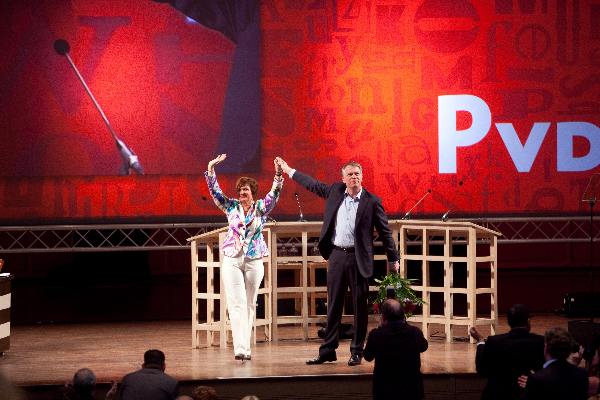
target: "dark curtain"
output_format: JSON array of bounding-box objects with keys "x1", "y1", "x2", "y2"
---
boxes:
[{"x1": 154, "y1": 0, "x2": 261, "y2": 173}]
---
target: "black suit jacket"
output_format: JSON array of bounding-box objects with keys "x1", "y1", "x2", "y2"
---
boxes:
[
  {"x1": 521, "y1": 360, "x2": 589, "y2": 400},
  {"x1": 476, "y1": 327, "x2": 545, "y2": 400},
  {"x1": 293, "y1": 171, "x2": 399, "y2": 278},
  {"x1": 364, "y1": 321, "x2": 429, "y2": 400},
  {"x1": 120, "y1": 368, "x2": 178, "y2": 400}
]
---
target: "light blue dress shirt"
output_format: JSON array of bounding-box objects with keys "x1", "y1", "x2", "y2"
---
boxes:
[{"x1": 332, "y1": 190, "x2": 362, "y2": 248}]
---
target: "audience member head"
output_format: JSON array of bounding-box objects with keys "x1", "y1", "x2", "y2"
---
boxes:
[
  {"x1": 545, "y1": 327, "x2": 576, "y2": 361},
  {"x1": 192, "y1": 385, "x2": 217, "y2": 400},
  {"x1": 72, "y1": 368, "x2": 96, "y2": 398},
  {"x1": 582, "y1": 334, "x2": 600, "y2": 376},
  {"x1": 176, "y1": 396, "x2": 194, "y2": 400},
  {"x1": 240, "y1": 396, "x2": 259, "y2": 400},
  {"x1": 381, "y1": 298, "x2": 405, "y2": 324},
  {"x1": 567, "y1": 339, "x2": 584, "y2": 366},
  {"x1": 143, "y1": 349, "x2": 166, "y2": 371},
  {"x1": 507, "y1": 304, "x2": 530, "y2": 329}
]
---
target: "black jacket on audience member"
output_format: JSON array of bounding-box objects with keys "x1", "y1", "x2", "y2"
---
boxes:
[
  {"x1": 120, "y1": 367, "x2": 178, "y2": 400},
  {"x1": 521, "y1": 359, "x2": 588, "y2": 400},
  {"x1": 476, "y1": 327, "x2": 544, "y2": 400},
  {"x1": 364, "y1": 320, "x2": 428, "y2": 400}
]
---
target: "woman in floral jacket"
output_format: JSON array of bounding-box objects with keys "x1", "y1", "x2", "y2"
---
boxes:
[{"x1": 205, "y1": 154, "x2": 283, "y2": 360}]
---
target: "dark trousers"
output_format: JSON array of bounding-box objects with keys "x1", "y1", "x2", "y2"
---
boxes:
[{"x1": 319, "y1": 248, "x2": 369, "y2": 356}]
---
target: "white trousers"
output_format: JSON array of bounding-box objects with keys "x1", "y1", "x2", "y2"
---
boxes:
[{"x1": 221, "y1": 254, "x2": 264, "y2": 356}]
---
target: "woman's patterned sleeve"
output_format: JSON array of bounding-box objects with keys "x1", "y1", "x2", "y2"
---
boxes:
[
  {"x1": 258, "y1": 175, "x2": 283, "y2": 216},
  {"x1": 204, "y1": 171, "x2": 233, "y2": 213}
]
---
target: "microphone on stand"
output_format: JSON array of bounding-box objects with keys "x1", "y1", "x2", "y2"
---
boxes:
[
  {"x1": 53, "y1": 39, "x2": 144, "y2": 175},
  {"x1": 116, "y1": 138, "x2": 144, "y2": 175},
  {"x1": 441, "y1": 210, "x2": 451, "y2": 222},
  {"x1": 402, "y1": 189, "x2": 431, "y2": 220},
  {"x1": 294, "y1": 192, "x2": 306, "y2": 222},
  {"x1": 441, "y1": 180, "x2": 463, "y2": 221}
]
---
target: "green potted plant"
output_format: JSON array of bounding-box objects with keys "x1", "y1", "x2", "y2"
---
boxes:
[{"x1": 372, "y1": 272, "x2": 424, "y2": 317}]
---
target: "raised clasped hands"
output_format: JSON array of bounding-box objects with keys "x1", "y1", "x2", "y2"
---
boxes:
[
  {"x1": 275, "y1": 157, "x2": 291, "y2": 175},
  {"x1": 274, "y1": 157, "x2": 283, "y2": 175}
]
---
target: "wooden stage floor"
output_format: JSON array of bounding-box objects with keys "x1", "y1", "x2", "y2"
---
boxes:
[{"x1": 0, "y1": 314, "x2": 571, "y2": 388}]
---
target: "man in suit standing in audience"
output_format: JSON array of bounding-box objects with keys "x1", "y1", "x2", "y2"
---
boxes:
[
  {"x1": 364, "y1": 298, "x2": 428, "y2": 400},
  {"x1": 277, "y1": 158, "x2": 399, "y2": 366},
  {"x1": 120, "y1": 349, "x2": 178, "y2": 400},
  {"x1": 522, "y1": 327, "x2": 589, "y2": 400},
  {"x1": 469, "y1": 304, "x2": 545, "y2": 400}
]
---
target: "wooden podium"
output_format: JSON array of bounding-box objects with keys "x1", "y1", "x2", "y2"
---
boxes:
[
  {"x1": 392, "y1": 220, "x2": 501, "y2": 342},
  {"x1": 188, "y1": 220, "x2": 500, "y2": 348},
  {"x1": 0, "y1": 272, "x2": 12, "y2": 354}
]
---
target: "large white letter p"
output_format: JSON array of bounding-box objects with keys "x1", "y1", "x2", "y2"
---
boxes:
[{"x1": 438, "y1": 95, "x2": 491, "y2": 173}]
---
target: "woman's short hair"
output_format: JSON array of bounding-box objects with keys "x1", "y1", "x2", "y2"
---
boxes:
[{"x1": 236, "y1": 177, "x2": 258, "y2": 197}]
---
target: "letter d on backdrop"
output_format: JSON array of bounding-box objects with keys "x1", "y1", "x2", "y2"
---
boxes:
[
  {"x1": 438, "y1": 95, "x2": 491, "y2": 173},
  {"x1": 557, "y1": 122, "x2": 600, "y2": 172}
]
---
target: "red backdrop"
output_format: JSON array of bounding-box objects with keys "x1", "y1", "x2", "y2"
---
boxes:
[{"x1": 1, "y1": 0, "x2": 599, "y2": 223}]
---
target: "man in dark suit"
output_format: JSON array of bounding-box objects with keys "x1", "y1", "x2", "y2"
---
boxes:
[
  {"x1": 120, "y1": 349, "x2": 178, "y2": 400},
  {"x1": 364, "y1": 299, "x2": 428, "y2": 400},
  {"x1": 277, "y1": 158, "x2": 399, "y2": 366},
  {"x1": 522, "y1": 327, "x2": 589, "y2": 400},
  {"x1": 469, "y1": 304, "x2": 545, "y2": 400}
]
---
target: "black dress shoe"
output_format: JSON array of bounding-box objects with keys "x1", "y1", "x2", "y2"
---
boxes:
[
  {"x1": 348, "y1": 354, "x2": 362, "y2": 366},
  {"x1": 234, "y1": 354, "x2": 245, "y2": 360},
  {"x1": 306, "y1": 352, "x2": 337, "y2": 365},
  {"x1": 243, "y1": 354, "x2": 251, "y2": 360}
]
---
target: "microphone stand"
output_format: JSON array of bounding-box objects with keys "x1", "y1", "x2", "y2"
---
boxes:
[
  {"x1": 294, "y1": 193, "x2": 306, "y2": 222},
  {"x1": 402, "y1": 190, "x2": 431, "y2": 220},
  {"x1": 441, "y1": 180, "x2": 464, "y2": 222},
  {"x1": 53, "y1": 39, "x2": 144, "y2": 175}
]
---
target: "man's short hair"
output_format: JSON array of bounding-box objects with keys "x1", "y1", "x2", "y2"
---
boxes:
[
  {"x1": 507, "y1": 304, "x2": 530, "y2": 328},
  {"x1": 73, "y1": 368, "x2": 96, "y2": 394},
  {"x1": 236, "y1": 176, "x2": 258, "y2": 197},
  {"x1": 382, "y1": 299, "x2": 405, "y2": 322},
  {"x1": 144, "y1": 349, "x2": 166, "y2": 368},
  {"x1": 340, "y1": 161, "x2": 362, "y2": 176},
  {"x1": 545, "y1": 327, "x2": 575, "y2": 361}
]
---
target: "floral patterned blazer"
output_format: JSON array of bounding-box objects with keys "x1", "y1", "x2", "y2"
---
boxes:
[{"x1": 205, "y1": 172, "x2": 283, "y2": 259}]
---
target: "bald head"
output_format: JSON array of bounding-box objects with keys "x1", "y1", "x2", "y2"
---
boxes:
[
  {"x1": 382, "y1": 299, "x2": 405, "y2": 323},
  {"x1": 73, "y1": 368, "x2": 96, "y2": 395}
]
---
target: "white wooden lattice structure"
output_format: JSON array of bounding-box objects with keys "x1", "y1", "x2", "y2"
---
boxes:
[
  {"x1": 188, "y1": 220, "x2": 500, "y2": 348},
  {"x1": 393, "y1": 220, "x2": 501, "y2": 342},
  {"x1": 188, "y1": 227, "x2": 272, "y2": 348}
]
